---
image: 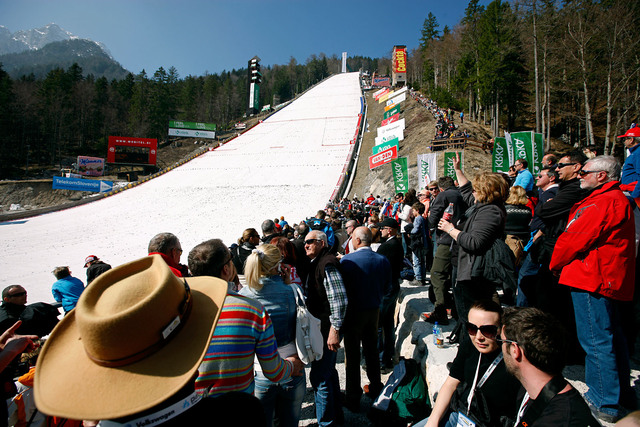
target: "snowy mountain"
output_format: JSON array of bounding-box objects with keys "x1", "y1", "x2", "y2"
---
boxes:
[{"x1": 0, "y1": 23, "x2": 128, "y2": 79}]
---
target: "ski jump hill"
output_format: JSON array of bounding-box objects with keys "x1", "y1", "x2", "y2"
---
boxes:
[{"x1": 0, "y1": 72, "x2": 365, "y2": 303}]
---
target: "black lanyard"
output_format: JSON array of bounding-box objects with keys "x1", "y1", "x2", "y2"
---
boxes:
[{"x1": 516, "y1": 376, "x2": 567, "y2": 427}]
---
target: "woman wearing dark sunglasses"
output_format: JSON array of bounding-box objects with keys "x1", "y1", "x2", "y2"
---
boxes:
[{"x1": 413, "y1": 300, "x2": 521, "y2": 427}]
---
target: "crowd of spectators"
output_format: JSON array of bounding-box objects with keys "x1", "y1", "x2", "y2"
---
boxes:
[{"x1": 1, "y1": 134, "x2": 640, "y2": 425}]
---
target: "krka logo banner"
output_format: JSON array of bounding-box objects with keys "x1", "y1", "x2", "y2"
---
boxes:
[
  {"x1": 508, "y1": 131, "x2": 535, "y2": 173},
  {"x1": 392, "y1": 157, "x2": 409, "y2": 193},
  {"x1": 444, "y1": 152, "x2": 462, "y2": 179},
  {"x1": 492, "y1": 137, "x2": 510, "y2": 173},
  {"x1": 417, "y1": 153, "x2": 437, "y2": 188},
  {"x1": 534, "y1": 133, "x2": 544, "y2": 174}
]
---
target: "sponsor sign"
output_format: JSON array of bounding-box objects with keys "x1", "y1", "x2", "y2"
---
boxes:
[
  {"x1": 384, "y1": 103, "x2": 399, "y2": 112},
  {"x1": 393, "y1": 46, "x2": 407, "y2": 74},
  {"x1": 492, "y1": 137, "x2": 510, "y2": 173},
  {"x1": 508, "y1": 131, "x2": 535, "y2": 173},
  {"x1": 375, "y1": 128, "x2": 404, "y2": 144},
  {"x1": 108, "y1": 136, "x2": 157, "y2": 165},
  {"x1": 384, "y1": 105, "x2": 401, "y2": 119},
  {"x1": 375, "y1": 88, "x2": 390, "y2": 101},
  {"x1": 53, "y1": 176, "x2": 113, "y2": 193},
  {"x1": 168, "y1": 121, "x2": 216, "y2": 131},
  {"x1": 373, "y1": 88, "x2": 386, "y2": 98},
  {"x1": 379, "y1": 91, "x2": 394, "y2": 103},
  {"x1": 444, "y1": 152, "x2": 462, "y2": 179},
  {"x1": 392, "y1": 157, "x2": 409, "y2": 193},
  {"x1": 249, "y1": 82, "x2": 260, "y2": 111},
  {"x1": 387, "y1": 92, "x2": 406, "y2": 106},
  {"x1": 534, "y1": 133, "x2": 544, "y2": 174},
  {"x1": 373, "y1": 138, "x2": 399, "y2": 154},
  {"x1": 369, "y1": 145, "x2": 398, "y2": 169},
  {"x1": 373, "y1": 77, "x2": 391, "y2": 87},
  {"x1": 381, "y1": 113, "x2": 400, "y2": 127},
  {"x1": 417, "y1": 153, "x2": 438, "y2": 187},
  {"x1": 168, "y1": 128, "x2": 216, "y2": 139},
  {"x1": 77, "y1": 156, "x2": 105, "y2": 177},
  {"x1": 377, "y1": 118, "x2": 405, "y2": 138}
]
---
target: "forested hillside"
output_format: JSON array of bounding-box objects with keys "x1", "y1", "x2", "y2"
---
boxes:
[{"x1": 0, "y1": 0, "x2": 638, "y2": 179}]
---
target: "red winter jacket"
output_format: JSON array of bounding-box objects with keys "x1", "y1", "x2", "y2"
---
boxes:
[{"x1": 549, "y1": 181, "x2": 635, "y2": 301}]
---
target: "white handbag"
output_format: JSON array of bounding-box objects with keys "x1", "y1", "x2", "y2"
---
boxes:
[{"x1": 290, "y1": 284, "x2": 324, "y2": 364}]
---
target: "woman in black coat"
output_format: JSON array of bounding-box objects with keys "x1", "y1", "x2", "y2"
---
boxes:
[{"x1": 437, "y1": 153, "x2": 509, "y2": 329}]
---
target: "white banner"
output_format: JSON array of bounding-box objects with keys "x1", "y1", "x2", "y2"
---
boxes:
[
  {"x1": 375, "y1": 130, "x2": 404, "y2": 144},
  {"x1": 504, "y1": 131, "x2": 516, "y2": 166},
  {"x1": 373, "y1": 88, "x2": 386, "y2": 98},
  {"x1": 168, "y1": 128, "x2": 216, "y2": 139},
  {"x1": 377, "y1": 118, "x2": 405, "y2": 137},
  {"x1": 417, "y1": 153, "x2": 438, "y2": 187},
  {"x1": 387, "y1": 92, "x2": 407, "y2": 107}
]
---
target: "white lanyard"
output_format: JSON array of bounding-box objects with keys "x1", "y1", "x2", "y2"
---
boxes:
[
  {"x1": 513, "y1": 392, "x2": 530, "y2": 426},
  {"x1": 467, "y1": 353, "x2": 503, "y2": 414},
  {"x1": 99, "y1": 391, "x2": 202, "y2": 427}
]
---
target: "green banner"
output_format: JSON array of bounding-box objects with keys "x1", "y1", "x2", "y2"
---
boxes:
[
  {"x1": 509, "y1": 131, "x2": 534, "y2": 173},
  {"x1": 168, "y1": 120, "x2": 216, "y2": 131},
  {"x1": 443, "y1": 152, "x2": 461, "y2": 179},
  {"x1": 534, "y1": 133, "x2": 544, "y2": 174},
  {"x1": 253, "y1": 84, "x2": 260, "y2": 110},
  {"x1": 392, "y1": 157, "x2": 409, "y2": 193},
  {"x1": 373, "y1": 138, "x2": 399, "y2": 155},
  {"x1": 492, "y1": 137, "x2": 510, "y2": 173},
  {"x1": 384, "y1": 105, "x2": 400, "y2": 119}
]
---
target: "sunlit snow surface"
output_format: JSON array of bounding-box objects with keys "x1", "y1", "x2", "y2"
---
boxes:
[{"x1": 0, "y1": 72, "x2": 363, "y2": 303}]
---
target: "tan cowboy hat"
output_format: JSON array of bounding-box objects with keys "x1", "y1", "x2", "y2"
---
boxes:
[{"x1": 34, "y1": 254, "x2": 227, "y2": 420}]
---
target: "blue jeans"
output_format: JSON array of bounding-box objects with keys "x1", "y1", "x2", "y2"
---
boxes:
[
  {"x1": 516, "y1": 253, "x2": 540, "y2": 307},
  {"x1": 571, "y1": 290, "x2": 632, "y2": 417},
  {"x1": 310, "y1": 344, "x2": 342, "y2": 426},
  {"x1": 254, "y1": 371, "x2": 306, "y2": 427},
  {"x1": 413, "y1": 248, "x2": 425, "y2": 281}
]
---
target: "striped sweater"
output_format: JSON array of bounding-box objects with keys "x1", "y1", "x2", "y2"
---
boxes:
[{"x1": 195, "y1": 292, "x2": 293, "y2": 397}]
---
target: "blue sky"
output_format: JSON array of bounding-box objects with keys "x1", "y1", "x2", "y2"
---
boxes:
[{"x1": 1, "y1": 0, "x2": 491, "y2": 78}]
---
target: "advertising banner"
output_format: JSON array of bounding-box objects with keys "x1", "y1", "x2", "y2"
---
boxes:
[
  {"x1": 444, "y1": 152, "x2": 462, "y2": 179},
  {"x1": 392, "y1": 157, "x2": 409, "y2": 193},
  {"x1": 77, "y1": 156, "x2": 105, "y2": 177},
  {"x1": 384, "y1": 103, "x2": 399, "y2": 113},
  {"x1": 168, "y1": 121, "x2": 216, "y2": 131},
  {"x1": 393, "y1": 46, "x2": 407, "y2": 74},
  {"x1": 375, "y1": 131, "x2": 404, "y2": 145},
  {"x1": 369, "y1": 145, "x2": 398, "y2": 169},
  {"x1": 387, "y1": 92, "x2": 407, "y2": 107},
  {"x1": 107, "y1": 136, "x2": 157, "y2": 165},
  {"x1": 373, "y1": 88, "x2": 386, "y2": 98},
  {"x1": 373, "y1": 77, "x2": 391, "y2": 87},
  {"x1": 492, "y1": 137, "x2": 510, "y2": 173},
  {"x1": 53, "y1": 176, "x2": 113, "y2": 193},
  {"x1": 377, "y1": 118, "x2": 405, "y2": 136},
  {"x1": 373, "y1": 138, "x2": 399, "y2": 154},
  {"x1": 378, "y1": 91, "x2": 393, "y2": 103},
  {"x1": 508, "y1": 131, "x2": 535, "y2": 173},
  {"x1": 375, "y1": 88, "x2": 390, "y2": 101},
  {"x1": 381, "y1": 113, "x2": 399, "y2": 127},
  {"x1": 534, "y1": 133, "x2": 544, "y2": 174},
  {"x1": 168, "y1": 128, "x2": 216, "y2": 139},
  {"x1": 384, "y1": 105, "x2": 401, "y2": 118},
  {"x1": 417, "y1": 153, "x2": 437, "y2": 187}
]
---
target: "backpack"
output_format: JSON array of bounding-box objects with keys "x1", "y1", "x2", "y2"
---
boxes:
[{"x1": 368, "y1": 358, "x2": 431, "y2": 425}]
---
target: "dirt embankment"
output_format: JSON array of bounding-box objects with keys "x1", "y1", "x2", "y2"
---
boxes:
[{"x1": 347, "y1": 91, "x2": 494, "y2": 200}]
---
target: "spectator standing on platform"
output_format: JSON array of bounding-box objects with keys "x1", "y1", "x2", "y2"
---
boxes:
[{"x1": 513, "y1": 158, "x2": 534, "y2": 193}]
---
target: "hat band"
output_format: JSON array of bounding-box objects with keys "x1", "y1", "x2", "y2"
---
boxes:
[
  {"x1": 98, "y1": 390, "x2": 202, "y2": 426},
  {"x1": 86, "y1": 281, "x2": 193, "y2": 368}
]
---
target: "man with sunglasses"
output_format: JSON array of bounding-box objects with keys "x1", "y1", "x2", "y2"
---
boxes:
[
  {"x1": 549, "y1": 155, "x2": 635, "y2": 423},
  {"x1": 0, "y1": 286, "x2": 59, "y2": 338},
  {"x1": 501, "y1": 307, "x2": 600, "y2": 426},
  {"x1": 414, "y1": 300, "x2": 520, "y2": 427}
]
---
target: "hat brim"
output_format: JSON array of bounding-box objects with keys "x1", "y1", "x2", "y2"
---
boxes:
[{"x1": 34, "y1": 276, "x2": 227, "y2": 420}]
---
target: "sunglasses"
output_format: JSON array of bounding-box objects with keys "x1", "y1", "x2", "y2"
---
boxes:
[
  {"x1": 428, "y1": 188, "x2": 438, "y2": 191},
  {"x1": 495, "y1": 336, "x2": 518, "y2": 346},
  {"x1": 557, "y1": 162, "x2": 577, "y2": 168},
  {"x1": 466, "y1": 322, "x2": 498, "y2": 339},
  {"x1": 304, "y1": 239, "x2": 320, "y2": 245},
  {"x1": 9, "y1": 291, "x2": 27, "y2": 298},
  {"x1": 579, "y1": 169, "x2": 603, "y2": 177}
]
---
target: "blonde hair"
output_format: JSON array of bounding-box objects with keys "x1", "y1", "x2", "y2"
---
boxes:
[
  {"x1": 244, "y1": 244, "x2": 282, "y2": 291},
  {"x1": 472, "y1": 172, "x2": 509, "y2": 204},
  {"x1": 506, "y1": 185, "x2": 529, "y2": 206}
]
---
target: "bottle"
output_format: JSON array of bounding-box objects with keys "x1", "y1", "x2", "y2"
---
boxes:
[
  {"x1": 443, "y1": 203, "x2": 454, "y2": 221},
  {"x1": 433, "y1": 321, "x2": 444, "y2": 348}
]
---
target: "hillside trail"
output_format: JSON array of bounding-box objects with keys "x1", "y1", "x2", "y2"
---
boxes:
[{"x1": 347, "y1": 90, "x2": 493, "y2": 200}]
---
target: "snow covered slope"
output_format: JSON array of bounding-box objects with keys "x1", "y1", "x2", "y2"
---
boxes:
[{"x1": 0, "y1": 72, "x2": 362, "y2": 303}]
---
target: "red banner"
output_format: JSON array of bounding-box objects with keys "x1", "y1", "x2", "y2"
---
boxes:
[
  {"x1": 375, "y1": 88, "x2": 390, "y2": 101},
  {"x1": 393, "y1": 46, "x2": 407, "y2": 74},
  {"x1": 107, "y1": 136, "x2": 158, "y2": 165},
  {"x1": 368, "y1": 145, "x2": 398, "y2": 169},
  {"x1": 381, "y1": 113, "x2": 400, "y2": 127}
]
